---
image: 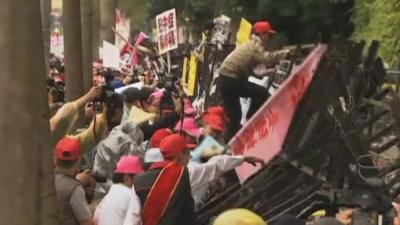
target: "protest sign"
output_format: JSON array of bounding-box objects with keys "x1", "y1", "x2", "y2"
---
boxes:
[
  {"x1": 236, "y1": 18, "x2": 252, "y2": 46},
  {"x1": 156, "y1": 8, "x2": 178, "y2": 54},
  {"x1": 211, "y1": 15, "x2": 231, "y2": 46},
  {"x1": 102, "y1": 41, "x2": 120, "y2": 69},
  {"x1": 187, "y1": 54, "x2": 199, "y2": 96},
  {"x1": 191, "y1": 136, "x2": 225, "y2": 163},
  {"x1": 50, "y1": 33, "x2": 64, "y2": 57}
]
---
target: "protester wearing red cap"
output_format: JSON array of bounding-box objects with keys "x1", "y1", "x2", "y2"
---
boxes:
[
  {"x1": 203, "y1": 114, "x2": 226, "y2": 141},
  {"x1": 206, "y1": 106, "x2": 229, "y2": 123},
  {"x1": 150, "y1": 128, "x2": 173, "y2": 148},
  {"x1": 217, "y1": 20, "x2": 291, "y2": 141},
  {"x1": 94, "y1": 156, "x2": 144, "y2": 225},
  {"x1": 142, "y1": 128, "x2": 174, "y2": 170},
  {"x1": 123, "y1": 132, "x2": 265, "y2": 225},
  {"x1": 254, "y1": 21, "x2": 277, "y2": 34},
  {"x1": 158, "y1": 134, "x2": 193, "y2": 165},
  {"x1": 131, "y1": 133, "x2": 196, "y2": 225},
  {"x1": 54, "y1": 137, "x2": 93, "y2": 225}
]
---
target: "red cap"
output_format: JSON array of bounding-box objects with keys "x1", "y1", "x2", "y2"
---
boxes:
[
  {"x1": 160, "y1": 134, "x2": 188, "y2": 158},
  {"x1": 203, "y1": 114, "x2": 226, "y2": 132},
  {"x1": 151, "y1": 128, "x2": 173, "y2": 148},
  {"x1": 254, "y1": 21, "x2": 276, "y2": 34},
  {"x1": 56, "y1": 137, "x2": 83, "y2": 161},
  {"x1": 207, "y1": 106, "x2": 229, "y2": 123}
]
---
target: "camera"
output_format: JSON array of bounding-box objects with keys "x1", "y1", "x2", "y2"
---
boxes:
[
  {"x1": 46, "y1": 77, "x2": 65, "y2": 103},
  {"x1": 157, "y1": 74, "x2": 179, "y2": 93},
  {"x1": 49, "y1": 54, "x2": 64, "y2": 74},
  {"x1": 156, "y1": 73, "x2": 182, "y2": 112},
  {"x1": 94, "y1": 68, "x2": 117, "y2": 103}
]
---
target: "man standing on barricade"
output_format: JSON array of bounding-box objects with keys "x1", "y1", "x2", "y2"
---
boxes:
[{"x1": 218, "y1": 21, "x2": 291, "y2": 140}]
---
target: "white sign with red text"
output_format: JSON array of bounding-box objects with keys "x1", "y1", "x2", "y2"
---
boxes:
[{"x1": 156, "y1": 8, "x2": 178, "y2": 54}]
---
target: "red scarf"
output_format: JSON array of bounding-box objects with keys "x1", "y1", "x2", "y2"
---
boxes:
[{"x1": 142, "y1": 161, "x2": 185, "y2": 225}]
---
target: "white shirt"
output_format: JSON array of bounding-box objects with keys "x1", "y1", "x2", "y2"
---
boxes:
[
  {"x1": 188, "y1": 155, "x2": 244, "y2": 207},
  {"x1": 123, "y1": 155, "x2": 245, "y2": 225},
  {"x1": 94, "y1": 184, "x2": 133, "y2": 225},
  {"x1": 123, "y1": 187, "x2": 142, "y2": 225}
]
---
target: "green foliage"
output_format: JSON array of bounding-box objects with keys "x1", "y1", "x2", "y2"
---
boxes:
[
  {"x1": 122, "y1": 0, "x2": 356, "y2": 46},
  {"x1": 257, "y1": 0, "x2": 354, "y2": 44},
  {"x1": 184, "y1": 0, "x2": 215, "y2": 28},
  {"x1": 119, "y1": 0, "x2": 149, "y2": 31},
  {"x1": 221, "y1": 0, "x2": 354, "y2": 44},
  {"x1": 354, "y1": 0, "x2": 400, "y2": 68},
  {"x1": 146, "y1": 0, "x2": 186, "y2": 18},
  {"x1": 221, "y1": 0, "x2": 260, "y2": 22}
]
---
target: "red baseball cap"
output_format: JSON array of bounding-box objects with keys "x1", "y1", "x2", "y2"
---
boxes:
[
  {"x1": 56, "y1": 137, "x2": 83, "y2": 161},
  {"x1": 151, "y1": 128, "x2": 173, "y2": 148},
  {"x1": 159, "y1": 134, "x2": 188, "y2": 158},
  {"x1": 254, "y1": 21, "x2": 276, "y2": 34},
  {"x1": 203, "y1": 114, "x2": 226, "y2": 132},
  {"x1": 206, "y1": 106, "x2": 229, "y2": 123}
]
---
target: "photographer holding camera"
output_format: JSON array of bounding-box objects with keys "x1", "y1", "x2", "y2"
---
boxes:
[
  {"x1": 46, "y1": 77, "x2": 64, "y2": 117},
  {"x1": 50, "y1": 86, "x2": 102, "y2": 144},
  {"x1": 50, "y1": 78, "x2": 125, "y2": 154}
]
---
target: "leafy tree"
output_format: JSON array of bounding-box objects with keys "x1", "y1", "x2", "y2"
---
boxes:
[
  {"x1": 123, "y1": 0, "x2": 356, "y2": 45},
  {"x1": 147, "y1": 0, "x2": 186, "y2": 18},
  {"x1": 119, "y1": 0, "x2": 150, "y2": 31},
  {"x1": 354, "y1": 0, "x2": 400, "y2": 68},
  {"x1": 221, "y1": 0, "x2": 260, "y2": 22},
  {"x1": 254, "y1": 0, "x2": 354, "y2": 44}
]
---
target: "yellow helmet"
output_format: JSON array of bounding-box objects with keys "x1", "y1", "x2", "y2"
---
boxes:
[
  {"x1": 213, "y1": 208, "x2": 267, "y2": 225},
  {"x1": 312, "y1": 210, "x2": 327, "y2": 217}
]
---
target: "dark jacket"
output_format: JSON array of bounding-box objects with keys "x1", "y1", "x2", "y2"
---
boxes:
[{"x1": 135, "y1": 166, "x2": 197, "y2": 225}]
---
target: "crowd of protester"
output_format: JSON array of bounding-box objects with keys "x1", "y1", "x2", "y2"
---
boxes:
[{"x1": 46, "y1": 21, "x2": 400, "y2": 225}]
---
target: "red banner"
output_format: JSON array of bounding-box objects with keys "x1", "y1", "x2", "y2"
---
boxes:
[{"x1": 229, "y1": 44, "x2": 328, "y2": 183}]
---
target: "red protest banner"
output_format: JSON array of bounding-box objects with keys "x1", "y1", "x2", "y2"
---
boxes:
[{"x1": 229, "y1": 44, "x2": 328, "y2": 183}]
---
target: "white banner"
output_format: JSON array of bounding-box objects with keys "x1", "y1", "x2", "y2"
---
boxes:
[
  {"x1": 50, "y1": 33, "x2": 64, "y2": 58},
  {"x1": 102, "y1": 41, "x2": 120, "y2": 69},
  {"x1": 155, "y1": 8, "x2": 178, "y2": 54},
  {"x1": 115, "y1": 19, "x2": 130, "y2": 51}
]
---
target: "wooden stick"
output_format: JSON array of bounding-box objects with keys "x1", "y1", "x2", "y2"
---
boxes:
[{"x1": 111, "y1": 26, "x2": 134, "y2": 49}]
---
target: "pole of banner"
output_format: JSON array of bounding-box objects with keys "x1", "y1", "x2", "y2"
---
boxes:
[
  {"x1": 167, "y1": 51, "x2": 171, "y2": 76},
  {"x1": 111, "y1": 26, "x2": 134, "y2": 49},
  {"x1": 155, "y1": 47, "x2": 168, "y2": 72},
  {"x1": 112, "y1": 26, "x2": 170, "y2": 73}
]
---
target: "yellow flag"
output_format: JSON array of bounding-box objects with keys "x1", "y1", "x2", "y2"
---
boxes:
[
  {"x1": 187, "y1": 54, "x2": 199, "y2": 96},
  {"x1": 236, "y1": 18, "x2": 252, "y2": 46},
  {"x1": 182, "y1": 56, "x2": 189, "y2": 94}
]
